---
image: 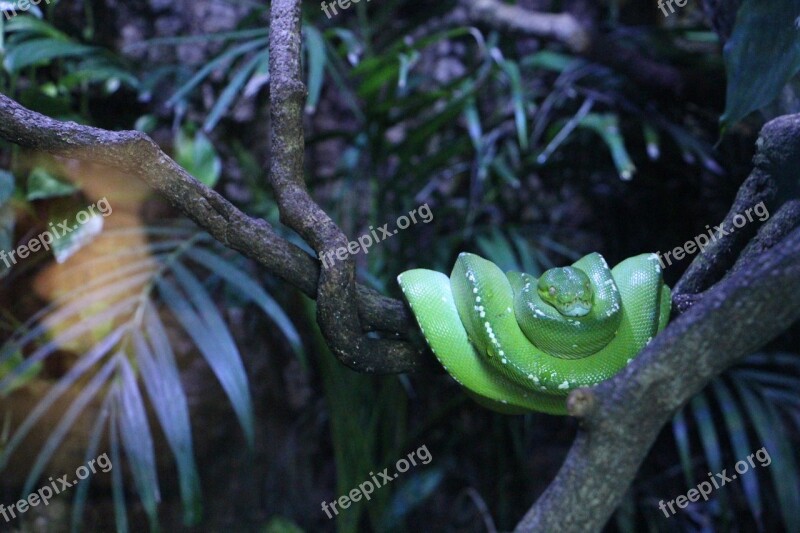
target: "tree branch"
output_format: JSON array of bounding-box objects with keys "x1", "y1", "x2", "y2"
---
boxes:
[
  {"x1": 516, "y1": 229, "x2": 800, "y2": 532},
  {"x1": 513, "y1": 114, "x2": 800, "y2": 531},
  {"x1": 673, "y1": 113, "x2": 800, "y2": 298},
  {"x1": 267, "y1": 0, "x2": 428, "y2": 373},
  {"x1": 0, "y1": 93, "x2": 430, "y2": 372}
]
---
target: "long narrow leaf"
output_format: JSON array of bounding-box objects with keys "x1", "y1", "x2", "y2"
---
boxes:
[
  {"x1": 304, "y1": 26, "x2": 326, "y2": 113},
  {"x1": 136, "y1": 310, "x2": 201, "y2": 525},
  {"x1": 20, "y1": 355, "x2": 117, "y2": 497},
  {"x1": 0, "y1": 325, "x2": 126, "y2": 468},
  {"x1": 108, "y1": 408, "x2": 129, "y2": 533},
  {"x1": 0, "y1": 296, "x2": 138, "y2": 386},
  {"x1": 203, "y1": 50, "x2": 267, "y2": 132},
  {"x1": 711, "y1": 379, "x2": 763, "y2": 524},
  {"x1": 185, "y1": 247, "x2": 302, "y2": 358},
  {"x1": 70, "y1": 391, "x2": 114, "y2": 533},
  {"x1": 116, "y1": 356, "x2": 161, "y2": 530},
  {"x1": 156, "y1": 275, "x2": 254, "y2": 447},
  {"x1": 733, "y1": 381, "x2": 800, "y2": 532},
  {"x1": 165, "y1": 37, "x2": 268, "y2": 108}
]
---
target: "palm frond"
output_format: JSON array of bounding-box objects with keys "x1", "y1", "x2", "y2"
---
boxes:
[{"x1": 0, "y1": 224, "x2": 303, "y2": 530}]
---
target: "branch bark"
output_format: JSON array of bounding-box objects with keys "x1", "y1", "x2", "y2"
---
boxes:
[
  {"x1": 267, "y1": 0, "x2": 428, "y2": 373},
  {"x1": 0, "y1": 92, "x2": 430, "y2": 372},
  {"x1": 514, "y1": 114, "x2": 800, "y2": 532},
  {"x1": 1, "y1": 5, "x2": 799, "y2": 531}
]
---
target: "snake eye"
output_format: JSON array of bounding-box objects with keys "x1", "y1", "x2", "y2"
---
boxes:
[{"x1": 548, "y1": 286, "x2": 556, "y2": 297}]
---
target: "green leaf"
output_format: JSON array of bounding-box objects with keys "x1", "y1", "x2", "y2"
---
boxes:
[
  {"x1": 71, "y1": 392, "x2": 114, "y2": 532},
  {"x1": 379, "y1": 469, "x2": 443, "y2": 528},
  {"x1": 671, "y1": 409, "x2": 694, "y2": 488},
  {"x1": 0, "y1": 349, "x2": 40, "y2": 394},
  {"x1": 19, "y1": 355, "x2": 118, "y2": 499},
  {"x1": 521, "y1": 50, "x2": 579, "y2": 72},
  {"x1": 0, "y1": 326, "x2": 125, "y2": 473},
  {"x1": 174, "y1": 129, "x2": 222, "y2": 187},
  {"x1": 4, "y1": 15, "x2": 68, "y2": 40},
  {"x1": 0, "y1": 169, "x2": 13, "y2": 205},
  {"x1": 3, "y1": 38, "x2": 98, "y2": 73},
  {"x1": 579, "y1": 113, "x2": 636, "y2": 180},
  {"x1": 262, "y1": 517, "x2": 305, "y2": 533},
  {"x1": 26, "y1": 167, "x2": 77, "y2": 200},
  {"x1": 136, "y1": 313, "x2": 202, "y2": 525},
  {"x1": 720, "y1": 0, "x2": 800, "y2": 131},
  {"x1": 185, "y1": 247, "x2": 304, "y2": 364},
  {"x1": 689, "y1": 393, "x2": 731, "y2": 520},
  {"x1": 732, "y1": 380, "x2": 800, "y2": 532},
  {"x1": 49, "y1": 211, "x2": 105, "y2": 264},
  {"x1": 165, "y1": 37, "x2": 268, "y2": 108},
  {"x1": 711, "y1": 380, "x2": 763, "y2": 524},
  {"x1": 497, "y1": 58, "x2": 528, "y2": 150},
  {"x1": 116, "y1": 356, "x2": 161, "y2": 531},
  {"x1": 304, "y1": 26, "x2": 326, "y2": 113},
  {"x1": 109, "y1": 405, "x2": 130, "y2": 533},
  {"x1": 157, "y1": 273, "x2": 255, "y2": 448},
  {"x1": 0, "y1": 297, "x2": 137, "y2": 390},
  {"x1": 203, "y1": 50, "x2": 266, "y2": 132}
]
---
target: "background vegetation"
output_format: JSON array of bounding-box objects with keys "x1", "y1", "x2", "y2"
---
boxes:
[{"x1": 0, "y1": 0, "x2": 798, "y2": 531}]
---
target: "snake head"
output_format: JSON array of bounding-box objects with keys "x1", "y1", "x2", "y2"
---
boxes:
[{"x1": 537, "y1": 266, "x2": 593, "y2": 317}]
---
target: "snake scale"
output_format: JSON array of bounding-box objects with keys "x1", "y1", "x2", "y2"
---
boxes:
[{"x1": 398, "y1": 252, "x2": 671, "y2": 414}]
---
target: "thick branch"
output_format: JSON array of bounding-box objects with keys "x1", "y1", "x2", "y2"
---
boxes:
[
  {"x1": 515, "y1": 226, "x2": 800, "y2": 532},
  {"x1": 0, "y1": 93, "x2": 429, "y2": 371},
  {"x1": 514, "y1": 113, "x2": 800, "y2": 531}
]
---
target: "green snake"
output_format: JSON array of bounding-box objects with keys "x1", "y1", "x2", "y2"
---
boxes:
[{"x1": 397, "y1": 252, "x2": 671, "y2": 414}]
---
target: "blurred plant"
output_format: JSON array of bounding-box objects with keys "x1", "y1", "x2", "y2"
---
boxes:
[
  {"x1": 173, "y1": 126, "x2": 222, "y2": 188},
  {"x1": 611, "y1": 351, "x2": 800, "y2": 532},
  {"x1": 0, "y1": 225, "x2": 303, "y2": 531},
  {"x1": 0, "y1": 16, "x2": 138, "y2": 117},
  {"x1": 304, "y1": 296, "x2": 443, "y2": 533},
  {"x1": 720, "y1": 0, "x2": 800, "y2": 132}
]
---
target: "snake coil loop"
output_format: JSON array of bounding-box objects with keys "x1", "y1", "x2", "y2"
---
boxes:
[{"x1": 398, "y1": 252, "x2": 671, "y2": 414}]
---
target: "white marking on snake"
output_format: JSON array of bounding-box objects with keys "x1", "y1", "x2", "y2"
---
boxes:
[{"x1": 558, "y1": 380, "x2": 570, "y2": 390}]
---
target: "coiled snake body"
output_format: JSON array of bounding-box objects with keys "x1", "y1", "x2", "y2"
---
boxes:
[{"x1": 398, "y1": 252, "x2": 671, "y2": 414}]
